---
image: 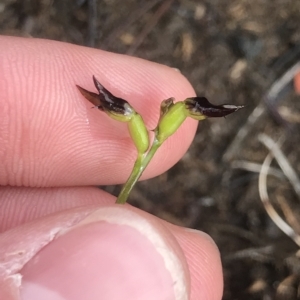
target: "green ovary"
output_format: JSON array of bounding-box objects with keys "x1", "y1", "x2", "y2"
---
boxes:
[
  {"x1": 157, "y1": 102, "x2": 187, "y2": 143},
  {"x1": 128, "y1": 113, "x2": 150, "y2": 154}
]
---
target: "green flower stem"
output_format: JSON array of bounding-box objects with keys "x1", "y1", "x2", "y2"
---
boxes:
[{"x1": 116, "y1": 138, "x2": 162, "y2": 204}]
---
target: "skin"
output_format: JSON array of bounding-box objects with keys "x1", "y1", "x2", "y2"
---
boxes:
[
  {"x1": 295, "y1": 72, "x2": 300, "y2": 94},
  {"x1": 0, "y1": 36, "x2": 223, "y2": 300}
]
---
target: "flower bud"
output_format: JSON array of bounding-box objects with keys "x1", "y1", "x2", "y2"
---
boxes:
[
  {"x1": 159, "y1": 97, "x2": 175, "y2": 118},
  {"x1": 156, "y1": 101, "x2": 187, "y2": 143}
]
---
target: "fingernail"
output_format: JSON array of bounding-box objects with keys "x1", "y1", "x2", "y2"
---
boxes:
[{"x1": 20, "y1": 206, "x2": 188, "y2": 300}]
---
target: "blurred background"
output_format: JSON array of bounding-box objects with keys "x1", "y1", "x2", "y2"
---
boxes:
[{"x1": 1, "y1": 0, "x2": 300, "y2": 299}]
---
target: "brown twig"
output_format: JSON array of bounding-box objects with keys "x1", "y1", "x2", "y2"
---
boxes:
[
  {"x1": 223, "y1": 103, "x2": 265, "y2": 162},
  {"x1": 265, "y1": 61, "x2": 300, "y2": 128},
  {"x1": 127, "y1": 0, "x2": 174, "y2": 55},
  {"x1": 258, "y1": 133, "x2": 300, "y2": 200},
  {"x1": 277, "y1": 195, "x2": 300, "y2": 236},
  {"x1": 102, "y1": 0, "x2": 161, "y2": 49},
  {"x1": 223, "y1": 60, "x2": 300, "y2": 162},
  {"x1": 258, "y1": 135, "x2": 300, "y2": 247},
  {"x1": 231, "y1": 160, "x2": 284, "y2": 179},
  {"x1": 87, "y1": 0, "x2": 97, "y2": 47}
]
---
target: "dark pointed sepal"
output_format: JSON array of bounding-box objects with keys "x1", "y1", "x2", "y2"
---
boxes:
[
  {"x1": 76, "y1": 85, "x2": 104, "y2": 110},
  {"x1": 92, "y1": 76, "x2": 135, "y2": 119},
  {"x1": 77, "y1": 76, "x2": 136, "y2": 122},
  {"x1": 77, "y1": 76, "x2": 149, "y2": 154},
  {"x1": 184, "y1": 97, "x2": 244, "y2": 120}
]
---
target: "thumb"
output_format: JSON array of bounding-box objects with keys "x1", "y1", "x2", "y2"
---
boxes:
[{"x1": 1, "y1": 205, "x2": 190, "y2": 300}]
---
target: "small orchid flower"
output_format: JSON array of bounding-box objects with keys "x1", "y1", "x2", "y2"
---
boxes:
[
  {"x1": 77, "y1": 76, "x2": 244, "y2": 204},
  {"x1": 77, "y1": 76, "x2": 149, "y2": 155}
]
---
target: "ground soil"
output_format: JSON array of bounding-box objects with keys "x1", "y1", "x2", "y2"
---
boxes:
[{"x1": 1, "y1": 0, "x2": 300, "y2": 299}]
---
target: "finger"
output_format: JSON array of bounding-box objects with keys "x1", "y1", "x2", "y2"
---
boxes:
[
  {"x1": 0, "y1": 204, "x2": 222, "y2": 300},
  {"x1": 295, "y1": 71, "x2": 300, "y2": 94},
  {"x1": 0, "y1": 186, "x2": 115, "y2": 233},
  {"x1": 0, "y1": 36, "x2": 197, "y2": 187},
  {"x1": 166, "y1": 225, "x2": 223, "y2": 300}
]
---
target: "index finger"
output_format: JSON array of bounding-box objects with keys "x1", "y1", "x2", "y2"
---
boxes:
[{"x1": 0, "y1": 36, "x2": 197, "y2": 187}]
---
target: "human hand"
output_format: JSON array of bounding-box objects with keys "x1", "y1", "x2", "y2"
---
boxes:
[{"x1": 0, "y1": 36, "x2": 223, "y2": 300}]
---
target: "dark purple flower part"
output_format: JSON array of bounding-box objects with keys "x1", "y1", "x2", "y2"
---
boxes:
[
  {"x1": 76, "y1": 76, "x2": 134, "y2": 117},
  {"x1": 184, "y1": 97, "x2": 244, "y2": 118},
  {"x1": 76, "y1": 85, "x2": 104, "y2": 111}
]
